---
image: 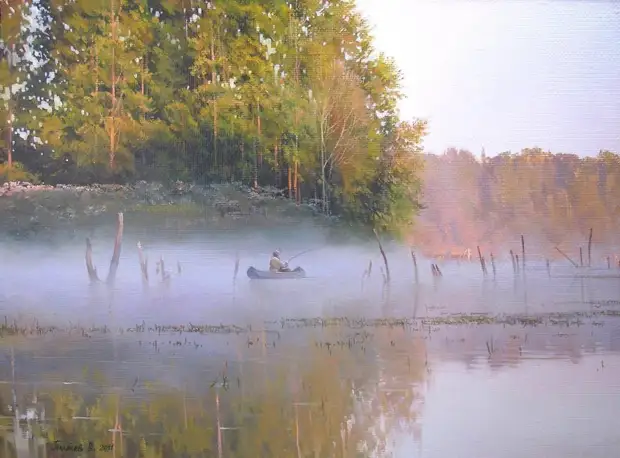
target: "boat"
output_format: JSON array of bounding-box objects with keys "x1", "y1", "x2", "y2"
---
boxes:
[{"x1": 246, "y1": 266, "x2": 306, "y2": 280}]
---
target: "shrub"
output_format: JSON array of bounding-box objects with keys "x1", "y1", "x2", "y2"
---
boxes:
[{"x1": 0, "y1": 162, "x2": 41, "y2": 184}]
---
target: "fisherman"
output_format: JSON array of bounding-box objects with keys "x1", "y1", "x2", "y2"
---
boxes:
[{"x1": 269, "y1": 250, "x2": 291, "y2": 272}]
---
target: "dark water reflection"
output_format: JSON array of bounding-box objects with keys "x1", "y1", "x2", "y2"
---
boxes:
[
  {"x1": 1, "y1": 323, "x2": 425, "y2": 458},
  {"x1": 1, "y1": 222, "x2": 620, "y2": 457},
  {"x1": 1, "y1": 316, "x2": 619, "y2": 458}
]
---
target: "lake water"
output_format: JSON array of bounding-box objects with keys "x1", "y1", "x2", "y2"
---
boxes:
[{"x1": 1, "y1": 219, "x2": 619, "y2": 457}]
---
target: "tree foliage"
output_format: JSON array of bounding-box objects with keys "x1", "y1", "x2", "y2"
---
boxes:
[
  {"x1": 417, "y1": 148, "x2": 620, "y2": 252},
  {"x1": 2, "y1": 0, "x2": 427, "y2": 235}
]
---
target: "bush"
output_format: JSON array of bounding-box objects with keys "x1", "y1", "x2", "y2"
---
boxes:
[{"x1": 0, "y1": 162, "x2": 41, "y2": 184}]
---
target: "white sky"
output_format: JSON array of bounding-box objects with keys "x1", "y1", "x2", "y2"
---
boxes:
[{"x1": 354, "y1": 0, "x2": 620, "y2": 156}]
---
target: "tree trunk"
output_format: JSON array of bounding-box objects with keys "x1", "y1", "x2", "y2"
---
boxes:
[
  {"x1": 320, "y1": 120, "x2": 328, "y2": 213},
  {"x1": 106, "y1": 212, "x2": 124, "y2": 285},
  {"x1": 294, "y1": 160, "x2": 299, "y2": 204},
  {"x1": 6, "y1": 44, "x2": 15, "y2": 168},
  {"x1": 288, "y1": 165, "x2": 292, "y2": 199},
  {"x1": 85, "y1": 238, "x2": 100, "y2": 282},
  {"x1": 6, "y1": 97, "x2": 13, "y2": 168},
  {"x1": 109, "y1": 0, "x2": 117, "y2": 171},
  {"x1": 213, "y1": 102, "x2": 218, "y2": 167},
  {"x1": 373, "y1": 229, "x2": 391, "y2": 284},
  {"x1": 141, "y1": 56, "x2": 145, "y2": 95},
  {"x1": 257, "y1": 111, "x2": 262, "y2": 167},
  {"x1": 95, "y1": 46, "x2": 99, "y2": 96},
  {"x1": 253, "y1": 135, "x2": 258, "y2": 189},
  {"x1": 211, "y1": 26, "x2": 218, "y2": 168},
  {"x1": 274, "y1": 141, "x2": 280, "y2": 187}
]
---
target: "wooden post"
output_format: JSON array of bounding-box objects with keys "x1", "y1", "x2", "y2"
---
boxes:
[
  {"x1": 380, "y1": 267, "x2": 387, "y2": 285},
  {"x1": 579, "y1": 247, "x2": 583, "y2": 267},
  {"x1": 216, "y1": 390, "x2": 223, "y2": 458},
  {"x1": 106, "y1": 212, "x2": 124, "y2": 285},
  {"x1": 85, "y1": 238, "x2": 100, "y2": 282},
  {"x1": 137, "y1": 241, "x2": 148, "y2": 283},
  {"x1": 515, "y1": 254, "x2": 519, "y2": 272},
  {"x1": 521, "y1": 235, "x2": 525, "y2": 270},
  {"x1": 410, "y1": 248, "x2": 419, "y2": 284},
  {"x1": 490, "y1": 253, "x2": 496, "y2": 278},
  {"x1": 233, "y1": 252, "x2": 240, "y2": 285},
  {"x1": 510, "y1": 250, "x2": 516, "y2": 274},
  {"x1": 554, "y1": 246, "x2": 578, "y2": 268},
  {"x1": 159, "y1": 255, "x2": 168, "y2": 282},
  {"x1": 546, "y1": 259, "x2": 551, "y2": 278},
  {"x1": 373, "y1": 229, "x2": 390, "y2": 284},
  {"x1": 477, "y1": 246, "x2": 486, "y2": 276},
  {"x1": 587, "y1": 228, "x2": 593, "y2": 267}
]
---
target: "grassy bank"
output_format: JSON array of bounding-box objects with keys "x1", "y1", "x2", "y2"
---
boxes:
[{"x1": 0, "y1": 181, "x2": 337, "y2": 242}]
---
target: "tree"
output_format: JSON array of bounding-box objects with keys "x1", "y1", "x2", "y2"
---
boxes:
[
  {"x1": 6, "y1": 0, "x2": 428, "y2": 233},
  {"x1": 355, "y1": 119, "x2": 426, "y2": 237},
  {"x1": 1, "y1": 0, "x2": 31, "y2": 170}
]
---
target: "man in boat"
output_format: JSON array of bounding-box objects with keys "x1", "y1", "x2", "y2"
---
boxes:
[{"x1": 269, "y1": 250, "x2": 291, "y2": 272}]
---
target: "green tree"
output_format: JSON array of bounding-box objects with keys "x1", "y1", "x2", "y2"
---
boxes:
[
  {"x1": 6, "y1": 0, "x2": 429, "y2": 233},
  {"x1": 1, "y1": 0, "x2": 31, "y2": 170}
]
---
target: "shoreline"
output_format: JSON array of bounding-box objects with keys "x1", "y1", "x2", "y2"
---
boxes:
[{"x1": 0, "y1": 180, "x2": 334, "y2": 241}]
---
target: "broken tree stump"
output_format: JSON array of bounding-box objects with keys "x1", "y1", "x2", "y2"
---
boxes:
[
  {"x1": 410, "y1": 248, "x2": 419, "y2": 284},
  {"x1": 373, "y1": 229, "x2": 391, "y2": 285},
  {"x1": 137, "y1": 241, "x2": 148, "y2": 283},
  {"x1": 106, "y1": 213, "x2": 124, "y2": 285},
  {"x1": 554, "y1": 246, "x2": 578, "y2": 268},
  {"x1": 85, "y1": 238, "x2": 100, "y2": 282},
  {"x1": 85, "y1": 212, "x2": 124, "y2": 285}
]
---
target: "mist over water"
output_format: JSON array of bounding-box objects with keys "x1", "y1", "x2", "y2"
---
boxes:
[
  {"x1": 1, "y1": 216, "x2": 620, "y2": 457},
  {"x1": 1, "y1": 219, "x2": 618, "y2": 324}
]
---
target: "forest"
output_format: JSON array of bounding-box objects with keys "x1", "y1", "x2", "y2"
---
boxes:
[
  {"x1": 2, "y1": 0, "x2": 619, "y2": 240},
  {"x1": 416, "y1": 148, "x2": 620, "y2": 252},
  {"x1": 1, "y1": 0, "x2": 425, "y2": 233}
]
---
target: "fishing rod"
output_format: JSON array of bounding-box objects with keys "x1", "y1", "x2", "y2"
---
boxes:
[
  {"x1": 287, "y1": 248, "x2": 316, "y2": 263},
  {"x1": 278, "y1": 247, "x2": 322, "y2": 264}
]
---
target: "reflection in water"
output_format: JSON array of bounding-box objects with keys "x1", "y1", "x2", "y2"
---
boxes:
[
  {"x1": 1, "y1": 223, "x2": 620, "y2": 457},
  {"x1": 406, "y1": 354, "x2": 620, "y2": 458},
  {"x1": 1, "y1": 314, "x2": 619, "y2": 457},
  {"x1": 0, "y1": 325, "x2": 427, "y2": 458}
]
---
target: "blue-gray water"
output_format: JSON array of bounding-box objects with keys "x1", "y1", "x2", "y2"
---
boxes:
[{"x1": 1, "y1": 222, "x2": 619, "y2": 457}]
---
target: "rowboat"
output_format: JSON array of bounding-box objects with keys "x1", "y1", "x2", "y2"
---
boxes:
[{"x1": 246, "y1": 266, "x2": 306, "y2": 280}]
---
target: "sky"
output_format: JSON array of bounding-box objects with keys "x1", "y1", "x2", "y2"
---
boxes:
[{"x1": 354, "y1": 0, "x2": 620, "y2": 157}]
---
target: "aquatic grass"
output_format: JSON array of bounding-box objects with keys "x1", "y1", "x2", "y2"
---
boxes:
[{"x1": 2, "y1": 310, "x2": 620, "y2": 342}]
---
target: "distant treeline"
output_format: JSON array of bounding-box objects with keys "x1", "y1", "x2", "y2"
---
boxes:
[
  {"x1": 1, "y1": 0, "x2": 425, "y2": 235},
  {"x1": 416, "y1": 148, "x2": 620, "y2": 251}
]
